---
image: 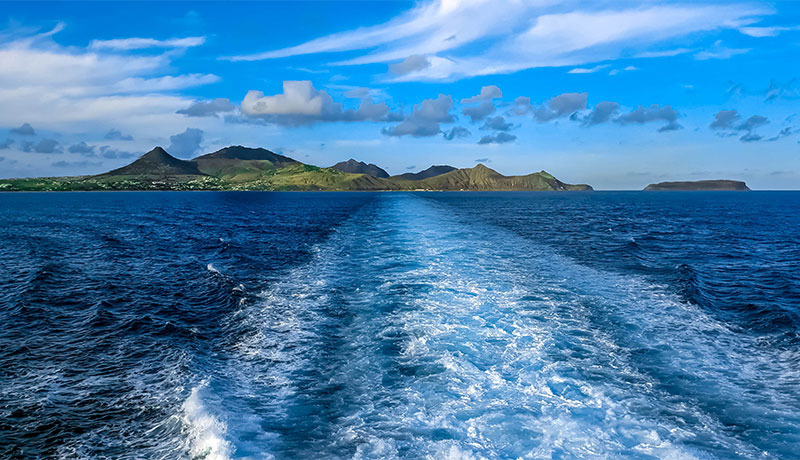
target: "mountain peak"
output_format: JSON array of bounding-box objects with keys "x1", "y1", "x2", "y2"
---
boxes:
[
  {"x1": 394, "y1": 165, "x2": 456, "y2": 181},
  {"x1": 194, "y1": 145, "x2": 298, "y2": 165},
  {"x1": 330, "y1": 158, "x2": 389, "y2": 178},
  {"x1": 102, "y1": 146, "x2": 203, "y2": 177},
  {"x1": 141, "y1": 146, "x2": 170, "y2": 160}
]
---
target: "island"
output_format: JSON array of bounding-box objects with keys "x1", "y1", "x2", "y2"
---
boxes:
[
  {"x1": 644, "y1": 180, "x2": 750, "y2": 191},
  {"x1": 0, "y1": 145, "x2": 593, "y2": 192}
]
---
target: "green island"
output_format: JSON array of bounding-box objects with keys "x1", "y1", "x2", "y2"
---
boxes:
[{"x1": 0, "y1": 146, "x2": 593, "y2": 192}]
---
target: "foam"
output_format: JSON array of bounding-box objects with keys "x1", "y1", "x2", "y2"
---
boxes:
[{"x1": 181, "y1": 382, "x2": 233, "y2": 460}]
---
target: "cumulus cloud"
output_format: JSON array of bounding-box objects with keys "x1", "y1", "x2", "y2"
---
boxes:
[
  {"x1": 727, "y1": 80, "x2": 800, "y2": 102},
  {"x1": 739, "y1": 132, "x2": 762, "y2": 142},
  {"x1": 478, "y1": 132, "x2": 516, "y2": 144},
  {"x1": 167, "y1": 128, "x2": 204, "y2": 158},
  {"x1": 461, "y1": 85, "x2": 502, "y2": 104},
  {"x1": 513, "y1": 93, "x2": 587, "y2": 123},
  {"x1": 581, "y1": 101, "x2": 620, "y2": 126},
  {"x1": 68, "y1": 141, "x2": 95, "y2": 155},
  {"x1": 0, "y1": 139, "x2": 14, "y2": 149},
  {"x1": 177, "y1": 98, "x2": 236, "y2": 117},
  {"x1": 10, "y1": 123, "x2": 35, "y2": 136},
  {"x1": 241, "y1": 81, "x2": 396, "y2": 125},
  {"x1": 226, "y1": 1, "x2": 770, "y2": 81},
  {"x1": 709, "y1": 110, "x2": 741, "y2": 130},
  {"x1": 766, "y1": 127, "x2": 794, "y2": 141},
  {"x1": 709, "y1": 110, "x2": 776, "y2": 141},
  {"x1": 89, "y1": 36, "x2": 205, "y2": 51},
  {"x1": 389, "y1": 55, "x2": 431, "y2": 75},
  {"x1": 615, "y1": 104, "x2": 682, "y2": 132},
  {"x1": 22, "y1": 138, "x2": 62, "y2": 154},
  {"x1": 481, "y1": 116, "x2": 513, "y2": 131},
  {"x1": 737, "y1": 115, "x2": 768, "y2": 131},
  {"x1": 104, "y1": 128, "x2": 133, "y2": 141},
  {"x1": 462, "y1": 101, "x2": 495, "y2": 123},
  {"x1": 383, "y1": 94, "x2": 453, "y2": 137},
  {"x1": 98, "y1": 145, "x2": 136, "y2": 159},
  {"x1": 442, "y1": 126, "x2": 471, "y2": 140},
  {"x1": 461, "y1": 86, "x2": 502, "y2": 122}
]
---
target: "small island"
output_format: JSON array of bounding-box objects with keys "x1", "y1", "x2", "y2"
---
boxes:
[{"x1": 644, "y1": 180, "x2": 750, "y2": 191}]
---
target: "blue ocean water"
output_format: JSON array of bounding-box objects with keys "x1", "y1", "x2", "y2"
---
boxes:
[{"x1": 1, "y1": 191, "x2": 799, "y2": 459}]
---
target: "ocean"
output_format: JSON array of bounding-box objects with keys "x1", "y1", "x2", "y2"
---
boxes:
[{"x1": 1, "y1": 191, "x2": 799, "y2": 459}]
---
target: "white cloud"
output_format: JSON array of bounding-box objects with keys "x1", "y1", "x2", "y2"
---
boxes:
[
  {"x1": 389, "y1": 55, "x2": 431, "y2": 75},
  {"x1": 739, "y1": 26, "x2": 800, "y2": 37},
  {"x1": 89, "y1": 36, "x2": 205, "y2": 51},
  {"x1": 383, "y1": 94, "x2": 454, "y2": 137},
  {"x1": 461, "y1": 85, "x2": 502, "y2": 104},
  {"x1": 225, "y1": 0, "x2": 771, "y2": 81},
  {"x1": 177, "y1": 98, "x2": 236, "y2": 118},
  {"x1": 240, "y1": 81, "x2": 397, "y2": 125},
  {"x1": 567, "y1": 64, "x2": 609, "y2": 74},
  {"x1": 694, "y1": 40, "x2": 750, "y2": 60},
  {"x1": 168, "y1": 128, "x2": 204, "y2": 157},
  {"x1": 243, "y1": 81, "x2": 335, "y2": 116},
  {"x1": 512, "y1": 92, "x2": 587, "y2": 122},
  {"x1": 0, "y1": 26, "x2": 217, "y2": 133}
]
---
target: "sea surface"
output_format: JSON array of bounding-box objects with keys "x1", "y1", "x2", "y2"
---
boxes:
[{"x1": 1, "y1": 191, "x2": 799, "y2": 459}]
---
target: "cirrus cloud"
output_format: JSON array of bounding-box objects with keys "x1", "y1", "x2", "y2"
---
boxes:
[{"x1": 225, "y1": 1, "x2": 771, "y2": 81}]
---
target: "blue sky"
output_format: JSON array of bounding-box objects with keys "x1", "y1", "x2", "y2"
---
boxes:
[{"x1": 0, "y1": 0, "x2": 798, "y2": 189}]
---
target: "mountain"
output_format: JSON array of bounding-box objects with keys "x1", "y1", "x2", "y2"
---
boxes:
[
  {"x1": 191, "y1": 146, "x2": 299, "y2": 181},
  {"x1": 644, "y1": 180, "x2": 750, "y2": 191},
  {"x1": 410, "y1": 164, "x2": 592, "y2": 191},
  {"x1": 102, "y1": 147, "x2": 203, "y2": 177},
  {"x1": 193, "y1": 145, "x2": 297, "y2": 164},
  {"x1": 394, "y1": 165, "x2": 456, "y2": 181},
  {"x1": 329, "y1": 159, "x2": 390, "y2": 178},
  {"x1": 0, "y1": 146, "x2": 593, "y2": 192}
]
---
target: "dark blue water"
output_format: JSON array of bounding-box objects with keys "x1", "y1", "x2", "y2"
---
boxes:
[{"x1": 1, "y1": 191, "x2": 799, "y2": 459}]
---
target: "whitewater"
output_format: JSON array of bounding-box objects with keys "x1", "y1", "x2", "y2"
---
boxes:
[{"x1": 181, "y1": 194, "x2": 800, "y2": 459}]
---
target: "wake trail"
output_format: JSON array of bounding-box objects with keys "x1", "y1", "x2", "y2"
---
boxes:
[{"x1": 182, "y1": 193, "x2": 800, "y2": 459}]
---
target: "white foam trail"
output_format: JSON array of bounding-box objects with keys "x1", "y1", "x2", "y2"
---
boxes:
[
  {"x1": 207, "y1": 263, "x2": 221, "y2": 274},
  {"x1": 181, "y1": 382, "x2": 233, "y2": 460},
  {"x1": 188, "y1": 194, "x2": 800, "y2": 458}
]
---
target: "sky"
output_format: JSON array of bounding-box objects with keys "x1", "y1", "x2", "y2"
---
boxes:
[{"x1": 0, "y1": 0, "x2": 798, "y2": 189}]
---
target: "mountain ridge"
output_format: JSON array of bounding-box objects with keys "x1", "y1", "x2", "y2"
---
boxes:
[{"x1": 0, "y1": 145, "x2": 593, "y2": 192}]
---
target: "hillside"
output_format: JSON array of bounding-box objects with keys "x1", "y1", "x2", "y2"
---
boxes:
[
  {"x1": 644, "y1": 180, "x2": 750, "y2": 191},
  {"x1": 0, "y1": 146, "x2": 593, "y2": 192}
]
